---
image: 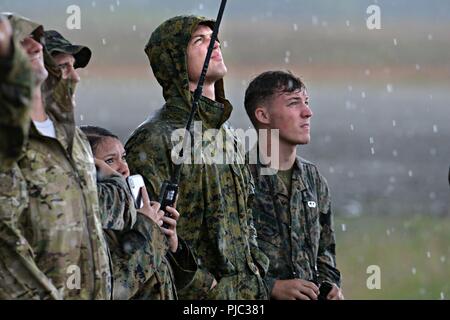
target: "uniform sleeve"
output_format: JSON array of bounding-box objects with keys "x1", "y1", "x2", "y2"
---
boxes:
[
  {"x1": 96, "y1": 174, "x2": 137, "y2": 231},
  {"x1": 245, "y1": 165, "x2": 270, "y2": 278},
  {"x1": 0, "y1": 165, "x2": 62, "y2": 300},
  {"x1": 316, "y1": 175, "x2": 341, "y2": 287},
  {"x1": 166, "y1": 237, "x2": 215, "y2": 299},
  {"x1": 0, "y1": 39, "x2": 33, "y2": 169}
]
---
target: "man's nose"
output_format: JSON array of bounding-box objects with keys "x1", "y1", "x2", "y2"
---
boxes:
[
  {"x1": 26, "y1": 37, "x2": 43, "y2": 54},
  {"x1": 69, "y1": 66, "x2": 80, "y2": 83},
  {"x1": 302, "y1": 105, "x2": 313, "y2": 118}
]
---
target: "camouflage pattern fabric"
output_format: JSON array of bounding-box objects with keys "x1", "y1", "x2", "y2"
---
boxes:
[
  {"x1": 96, "y1": 174, "x2": 177, "y2": 300},
  {"x1": 0, "y1": 17, "x2": 34, "y2": 170},
  {"x1": 249, "y1": 155, "x2": 342, "y2": 295},
  {"x1": 0, "y1": 15, "x2": 111, "y2": 300},
  {"x1": 125, "y1": 15, "x2": 269, "y2": 300}
]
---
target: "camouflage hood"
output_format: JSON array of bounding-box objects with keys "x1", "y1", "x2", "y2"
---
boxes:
[
  {"x1": 145, "y1": 15, "x2": 232, "y2": 128},
  {"x1": 4, "y1": 12, "x2": 44, "y2": 43}
]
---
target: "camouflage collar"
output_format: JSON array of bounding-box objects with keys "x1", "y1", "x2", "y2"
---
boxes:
[{"x1": 250, "y1": 145, "x2": 308, "y2": 192}]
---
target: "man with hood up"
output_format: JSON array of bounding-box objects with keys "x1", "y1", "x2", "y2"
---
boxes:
[
  {"x1": 125, "y1": 15, "x2": 269, "y2": 299},
  {"x1": 0, "y1": 13, "x2": 111, "y2": 300}
]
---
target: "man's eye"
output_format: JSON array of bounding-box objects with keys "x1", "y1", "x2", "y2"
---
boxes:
[
  {"x1": 122, "y1": 156, "x2": 127, "y2": 162},
  {"x1": 105, "y1": 159, "x2": 114, "y2": 165},
  {"x1": 58, "y1": 64, "x2": 68, "y2": 70}
]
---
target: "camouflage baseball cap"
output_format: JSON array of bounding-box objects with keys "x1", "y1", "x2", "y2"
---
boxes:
[
  {"x1": 2, "y1": 12, "x2": 44, "y2": 43},
  {"x1": 44, "y1": 30, "x2": 92, "y2": 69}
]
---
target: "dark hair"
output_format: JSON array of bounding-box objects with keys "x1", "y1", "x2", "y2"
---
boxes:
[
  {"x1": 79, "y1": 125, "x2": 119, "y2": 154},
  {"x1": 244, "y1": 70, "x2": 306, "y2": 127}
]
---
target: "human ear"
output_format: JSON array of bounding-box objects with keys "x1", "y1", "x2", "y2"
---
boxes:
[{"x1": 254, "y1": 106, "x2": 270, "y2": 125}]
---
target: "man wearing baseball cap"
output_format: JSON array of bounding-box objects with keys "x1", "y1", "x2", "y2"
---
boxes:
[{"x1": 44, "y1": 30, "x2": 91, "y2": 83}]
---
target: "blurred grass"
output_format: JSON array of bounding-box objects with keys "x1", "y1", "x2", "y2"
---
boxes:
[{"x1": 335, "y1": 215, "x2": 450, "y2": 299}]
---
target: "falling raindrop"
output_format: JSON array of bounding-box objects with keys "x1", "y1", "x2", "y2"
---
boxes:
[
  {"x1": 350, "y1": 124, "x2": 355, "y2": 131},
  {"x1": 80, "y1": 114, "x2": 84, "y2": 121},
  {"x1": 293, "y1": 23, "x2": 298, "y2": 31},
  {"x1": 440, "y1": 256, "x2": 446, "y2": 263},
  {"x1": 346, "y1": 20, "x2": 350, "y2": 27},
  {"x1": 110, "y1": 4, "x2": 115, "y2": 12},
  {"x1": 427, "y1": 34, "x2": 433, "y2": 40},
  {"x1": 411, "y1": 267, "x2": 416, "y2": 275},
  {"x1": 132, "y1": 25, "x2": 136, "y2": 31},
  {"x1": 392, "y1": 120, "x2": 396, "y2": 127},
  {"x1": 433, "y1": 125, "x2": 438, "y2": 133},
  {"x1": 92, "y1": 1, "x2": 96, "y2": 7},
  {"x1": 102, "y1": 38, "x2": 107, "y2": 45},
  {"x1": 426, "y1": 251, "x2": 431, "y2": 258},
  {"x1": 365, "y1": 69, "x2": 371, "y2": 76},
  {"x1": 440, "y1": 292, "x2": 445, "y2": 300},
  {"x1": 392, "y1": 150, "x2": 398, "y2": 157},
  {"x1": 415, "y1": 64, "x2": 421, "y2": 70},
  {"x1": 139, "y1": 152, "x2": 147, "y2": 162},
  {"x1": 371, "y1": 147, "x2": 375, "y2": 155},
  {"x1": 348, "y1": 85, "x2": 353, "y2": 92},
  {"x1": 199, "y1": 3, "x2": 204, "y2": 10},
  {"x1": 341, "y1": 224, "x2": 346, "y2": 232},
  {"x1": 429, "y1": 192, "x2": 436, "y2": 199},
  {"x1": 329, "y1": 166, "x2": 335, "y2": 174},
  {"x1": 393, "y1": 38, "x2": 398, "y2": 46},
  {"x1": 386, "y1": 84, "x2": 393, "y2": 93},
  {"x1": 408, "y1": 170, "x2": 413, "y2": 177},
  {"x1": 389, "y1": 176, "x2": 396, "y2": 183},
  {"x1": 361, "y1": 92, "x2": 366, "y2": 99},
  {"x1": 369, "y1": 137, "x2": 374, "y2": 144}
]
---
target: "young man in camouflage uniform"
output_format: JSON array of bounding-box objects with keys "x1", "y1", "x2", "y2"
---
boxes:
[
  {"x1": 0, "y1": 13, "x2": 111, "y2": 300},
  {"x1": 244, "y1": 70, "x2": 343, "y2": 300},
  {"x1": 125, "y1": 15, "x2": 269, "y2": 299}
]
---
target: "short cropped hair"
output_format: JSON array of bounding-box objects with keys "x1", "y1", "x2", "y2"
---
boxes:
[{"x1": 244, "y1": 70, "x2": 306, "y2": 128}]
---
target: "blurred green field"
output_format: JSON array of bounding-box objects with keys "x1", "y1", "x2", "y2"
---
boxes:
[{"x1": 335, "y1": 215, "x2": 450, "y2": 299}]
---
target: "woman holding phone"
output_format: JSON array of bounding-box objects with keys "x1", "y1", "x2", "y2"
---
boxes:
[{"x1": 80, "y1": 126, "x2": 199, "y2": 300}]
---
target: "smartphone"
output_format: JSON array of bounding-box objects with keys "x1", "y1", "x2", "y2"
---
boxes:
[
  {"x1": 158, "y1": 180, "x2": 178, "y2": 229},
  {"x1": 126, "y1": 174, "x2": 145, "y2": 209}
]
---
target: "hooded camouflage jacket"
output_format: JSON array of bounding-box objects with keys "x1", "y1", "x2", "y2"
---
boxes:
[
  {"x1": 0, "y1": 17, "x2": 111, "y2": 300},
  {"x1": 249, "y1": 154, "x2": 341, "y2": 295},
  {"x1": 125, "y1": 15, "x2": 269, "y2": 300}
]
